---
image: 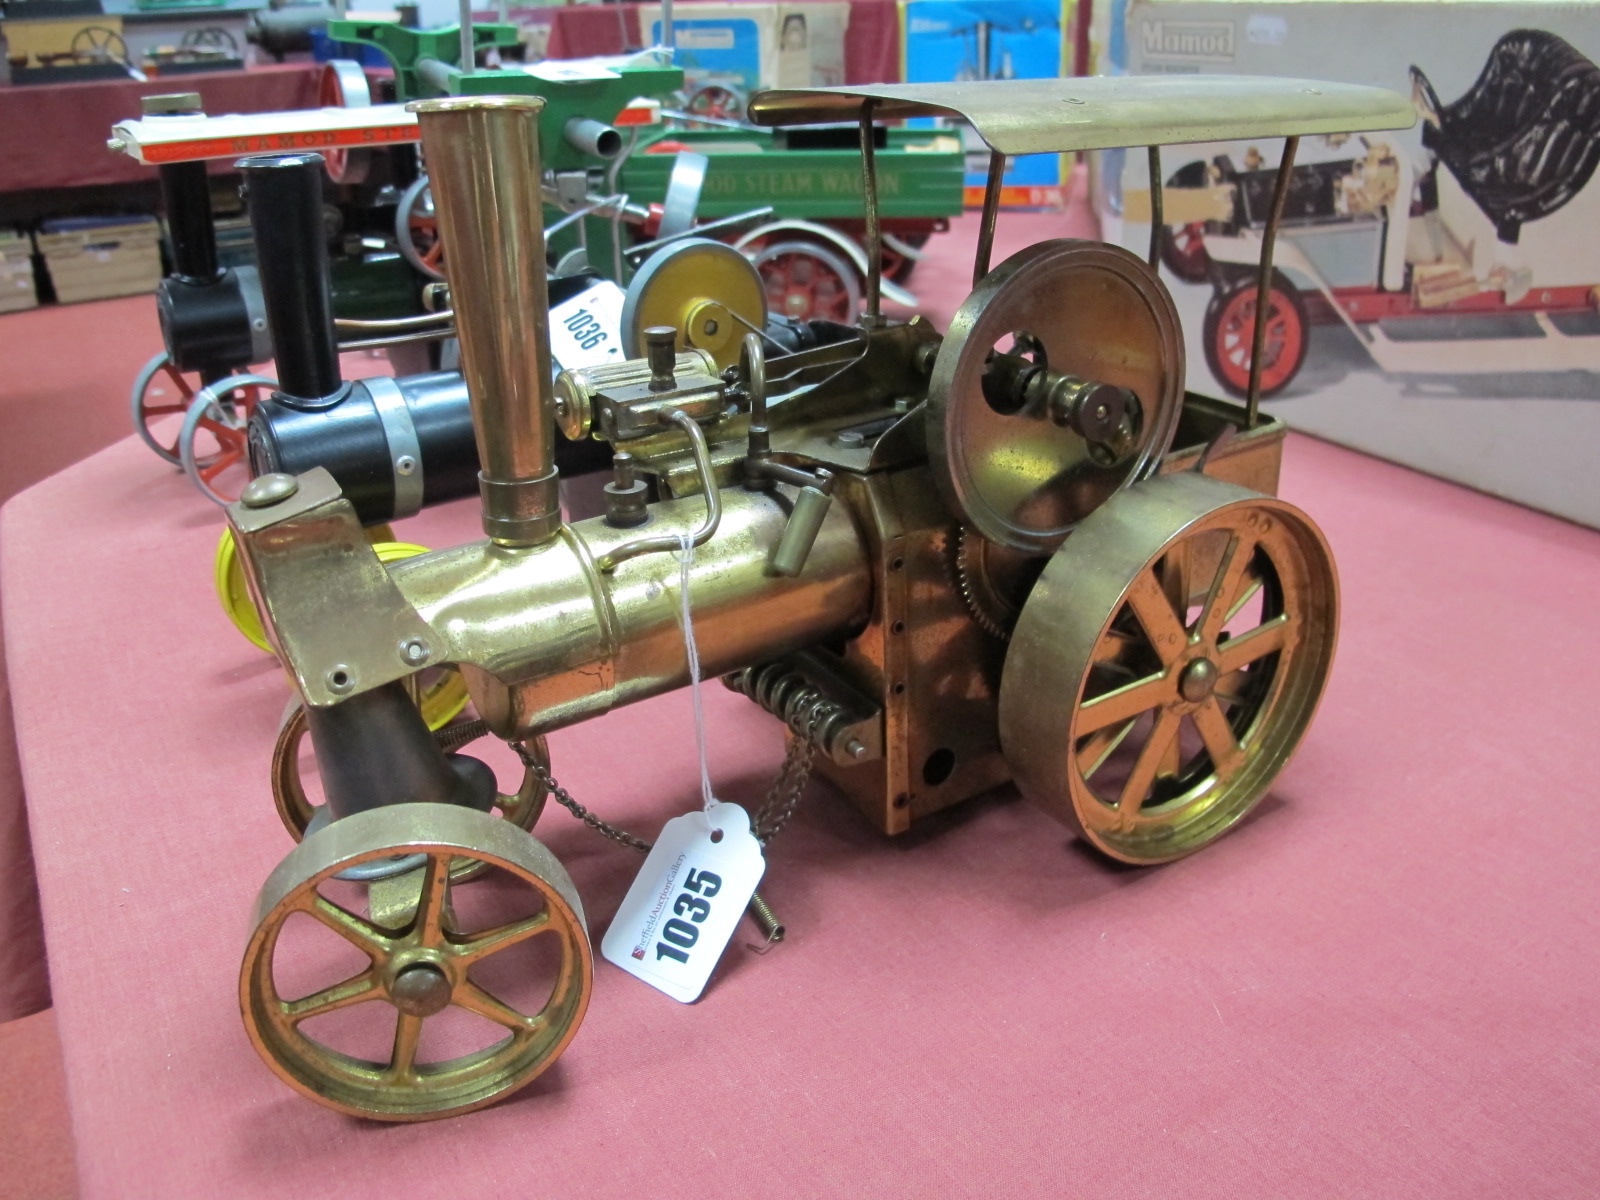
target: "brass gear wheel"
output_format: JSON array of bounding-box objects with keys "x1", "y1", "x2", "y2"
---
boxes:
[{"x1": 953, "y1": 528, "x2": 1044, "y2": 641}]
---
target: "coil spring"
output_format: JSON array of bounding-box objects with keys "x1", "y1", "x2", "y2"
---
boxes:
[{"x1": 722, "y1": 662, "x2": 868, "y2": 762}]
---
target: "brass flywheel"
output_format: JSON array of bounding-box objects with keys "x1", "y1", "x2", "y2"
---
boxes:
[
  {"x1": 927, "y1": 239, "x2": 1185, "y2": 555},
  {"x1": 998, "y1": 473, "x2": 1338, "y2": 864},
  {"x1": 240, "y1": 803, "x2": 591, "y2": 1121}
]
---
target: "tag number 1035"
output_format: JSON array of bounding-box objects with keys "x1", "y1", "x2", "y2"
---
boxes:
[{"x1": 655, "y1": 868, "x2": 721, "y2": 964}]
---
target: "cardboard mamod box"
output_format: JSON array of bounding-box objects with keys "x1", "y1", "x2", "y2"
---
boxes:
[
  {"x1": 636, "y1": 3, "x2": 850, "y2": 120},
  {"x1": 901, "y1": 0, "x2": 1075, "y2": 207},
  {"x1": 1094, "y1": 1, "x2": 1600, "y2": 528}
]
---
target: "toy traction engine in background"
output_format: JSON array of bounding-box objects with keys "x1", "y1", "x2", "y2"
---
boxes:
[{"x1": 223, "y1": 77, "x2": 1414, "y2": 1121}]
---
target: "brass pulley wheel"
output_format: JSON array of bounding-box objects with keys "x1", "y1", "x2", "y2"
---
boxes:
[
  {"x1": 620, "y1": 237, "x2": 767, "y2": 370},
  {"x1": 272, "y1": 709, "x2": 549, "y2": 875},
  {"x1": 240, "y1": 803, "x2": 591, "y2": 1120},
  {"x1": 998, "y1": 473, "x2": 1338, "y2": 864},
  {"x1": 927, "y1": 239, "x2": 1185, "y2": 555}
]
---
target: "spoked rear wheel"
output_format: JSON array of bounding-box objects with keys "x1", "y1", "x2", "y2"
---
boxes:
[
  {"x1": 178, "y1": 374, "x2": 276, "y2": 505},
  {"x1": 241, "y1": 804, "x2": 591, "y2": 1121},
  {"x1": 999, "y1": 473, "x2": 1338, "y2": 864},
  {"x1": 131, "y1": 351, "x2": 194, "y2": 465},
  {"x1": 748, "y1": 239, "x2": 861, "y2": 323}
]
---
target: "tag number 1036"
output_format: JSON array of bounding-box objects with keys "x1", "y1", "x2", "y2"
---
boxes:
[{"x1": 655, "y1": 868, "x2": 721, "y2": 964}]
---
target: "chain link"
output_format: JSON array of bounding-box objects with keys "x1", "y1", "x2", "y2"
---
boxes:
[
  {"x1": 513, "y1": 744, "x2": 652, "y2": 853},
  {"x1": 511, "y1": 711, "x2": 820, "y2": 853},
  {"x1": 751, "y1": 712, "x2": 820, "y2": 844}
]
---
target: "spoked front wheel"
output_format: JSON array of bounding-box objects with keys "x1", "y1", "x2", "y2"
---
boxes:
[
  {"x1": 240, "y1": 803, "x2": 591, "y2": 1121},
  {"x1": 999, "y1": 473, "x2": 1338, "y2": 864},
  {"x1": 748, "y1": 239, "x2": 861, "y2": 323},
  {"x1": 271, "y1": 706, "x2": 545, "y2": 858}
]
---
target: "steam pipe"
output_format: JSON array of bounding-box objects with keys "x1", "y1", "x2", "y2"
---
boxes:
[
  {"x1": 563, "y1": 117, "x2": 623, "y2": 160},
  {"x1": 410, "y1": 95, "x2": 560, "y2": 546},
  {"x1": 237, "y1": 153, "x2": 344, "y2": 407}
]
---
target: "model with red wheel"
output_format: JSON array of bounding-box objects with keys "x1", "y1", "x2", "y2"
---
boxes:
[
  {"x1": 1202, "y1": 270, "x2": 1309, "y2": 399},
  {"x1": 748, "y1": 239, "x2": 861, "y2": 323},
  {"x1": 1158, "y1": 160, "x2": 1220, "y2": 283}
]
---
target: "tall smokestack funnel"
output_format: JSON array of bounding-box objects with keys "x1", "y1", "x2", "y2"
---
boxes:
[{"x1": 409, "y1": 95, "x2": 560, "y2": 547}]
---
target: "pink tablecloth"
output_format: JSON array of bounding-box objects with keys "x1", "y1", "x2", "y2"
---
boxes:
[
  {"x1": 4, "y1": 213, "x2": 1599, "y2": 1195},
  {"x1": 0, "y1": 63, "x2": 324, "y2": 193}
]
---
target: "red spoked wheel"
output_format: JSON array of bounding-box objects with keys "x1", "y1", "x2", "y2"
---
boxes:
[
  {"x1": 685, "y1": 83, "x2": 745, "y2": 124},
  {"x1": 879, "y1": 232, "x2": 930, "y2": 285},
  {"x1": 1201, "y1": 272, "x2": 1309, "y2": 400},
  {"x1": 1157, "y1": 160, "x2": 1217, "y2": 284},
  {"x1": 395, "y1": 177, "x2": 445, "y2": 281},
  {"x1": 131, "y1": 351, "x2": 200, "y2": 465},
  {"x1": 178, "y1": 374, "x2": 277, "y2": 505},
  {"x1": 1160, "y1": 222, "x2": 1212, "y2": 283},
  {"x1": 747, "y1": 239, "x2": 861, "y2": 323}
]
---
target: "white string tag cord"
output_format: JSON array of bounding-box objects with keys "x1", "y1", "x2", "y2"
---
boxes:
[{"x1": 678, "y1": 532, "x2": 719, "y2": 815}]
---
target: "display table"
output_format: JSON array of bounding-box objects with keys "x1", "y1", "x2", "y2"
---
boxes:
[
  {"x1": 0, "y1": 63, "x2": 324, "y2": 193},
  {"x1": 4, "y1": 218, "x2": 1599, "y2": 1195}
]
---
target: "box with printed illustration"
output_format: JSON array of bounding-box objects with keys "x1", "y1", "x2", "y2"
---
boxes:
[
  {"x1": 636, "y1": 3, "x2": 850, "y2": 122},
  {"x1": 901, "y1": 0, "x2": 1074, "y2": 206},
  {"x1": 1094, "y1": 0, "x2": 1600, "y2": 529}
]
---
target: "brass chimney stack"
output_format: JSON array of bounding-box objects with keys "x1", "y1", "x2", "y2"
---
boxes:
[{"x1": 409, "y1": 95, "x2": 560, "y2": 546}]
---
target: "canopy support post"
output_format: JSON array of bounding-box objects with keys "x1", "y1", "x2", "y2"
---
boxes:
[
  {"x1": 973, "y1": 150, "x2": 1005, "y2": 287},
  {"x1": 859, "y1": 101, "x2": 884, "y2": 325},
  {"x1": 1146, "y1": 145, "x2": 1163, "y2": 269},
  {"x1": 457, "y1": 0, "x2": 474, "y2": 75},
  {"x1": 1247, "y1": 134, "x2": 1299, "y2": 427}
]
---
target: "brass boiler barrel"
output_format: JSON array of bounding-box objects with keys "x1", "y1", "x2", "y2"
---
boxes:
[
  {"x1": 374, "y1": 97, "x2": 873, "y2": 740},
  {"x1": 388, "y1": 493, "x2": 871, "y2": 738}
]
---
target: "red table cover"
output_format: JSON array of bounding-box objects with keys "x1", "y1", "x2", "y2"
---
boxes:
[
  {"x1": 0, "y1": 63, "x2": 325, "y2": 193},
  {"x1": 3, "y1": 211, "x2": 1599, "y2": 1196}
]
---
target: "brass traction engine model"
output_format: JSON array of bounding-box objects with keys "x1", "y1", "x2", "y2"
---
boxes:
[{"x1": 225, "y1": 79, "x2": 1414, "y2": 1120}]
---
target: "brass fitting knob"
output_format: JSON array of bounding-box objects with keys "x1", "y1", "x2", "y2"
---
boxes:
[
  {"x1": 603, "y1": 452, "x2": 650, "y2": 528},
  {"x1": 645, "y1": 327, "x2": 678, "y2": 393}
]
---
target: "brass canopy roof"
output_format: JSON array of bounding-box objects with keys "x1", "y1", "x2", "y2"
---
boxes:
[{"x1": 748, "y1": 76, "x2": 1416, "y2": 153}]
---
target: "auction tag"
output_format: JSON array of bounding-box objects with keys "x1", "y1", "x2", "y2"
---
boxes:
[
  {"x1": 548, "y1": 280, "x2": 626, "y2": 372},
  {"x1": 602, "y1": 803, "x2": 765, "y2": 1003}
]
